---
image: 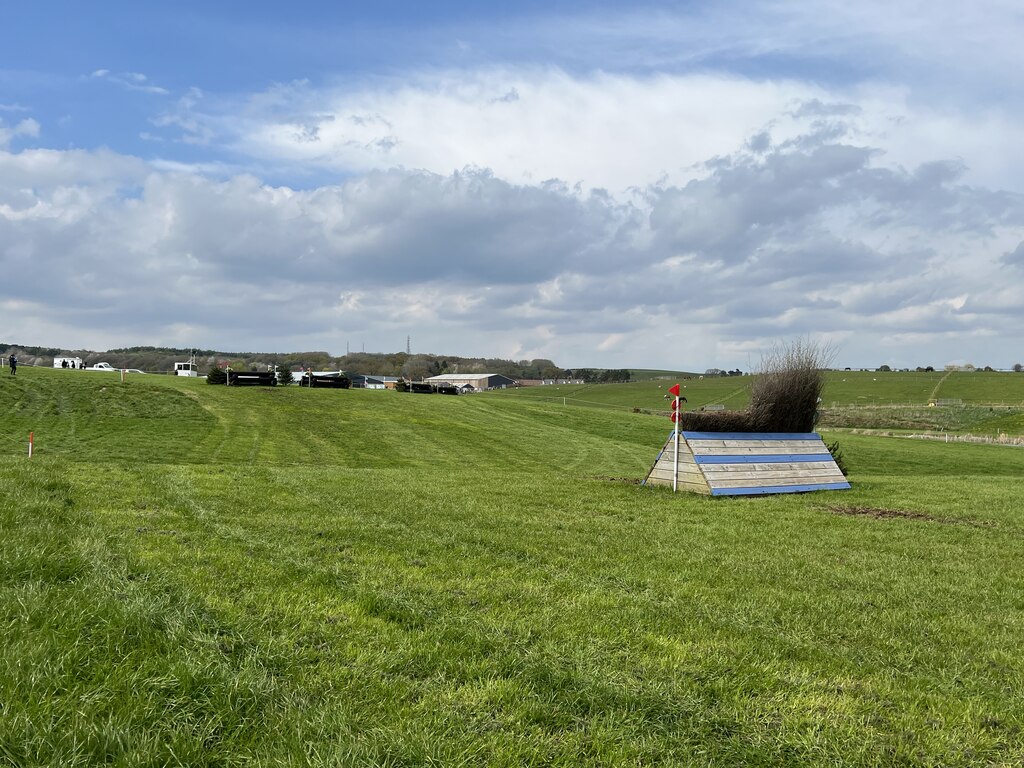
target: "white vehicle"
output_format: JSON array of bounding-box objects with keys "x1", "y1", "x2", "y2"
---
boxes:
[
  {"x1": 86, "y1": 362, "x2": 145, "y2": 374},
  {"x1": 174, "y1": 352, "x2": 200, "y2": 377}
]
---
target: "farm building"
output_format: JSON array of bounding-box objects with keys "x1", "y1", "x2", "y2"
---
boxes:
[
  {"x1": 350, "y1": 375, "x2": 400, "y2": 390},
  {"x1": 424, "y1": 373, "x2": 517, "y2": 391}
]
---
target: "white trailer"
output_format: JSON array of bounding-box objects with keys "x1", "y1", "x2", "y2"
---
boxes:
[
  {"x1": 174, "y1": 351, "x2": 201, "y2": 376},
  {"x1": 54, "y1": 356, "x2": 84, "y2": 369}
]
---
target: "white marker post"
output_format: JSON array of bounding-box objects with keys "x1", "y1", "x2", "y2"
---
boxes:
[
  {"x1": 28, "y1": 432, "x2": 34, "y2": 458},
  {"x1": 668, "y1": 383, "x2": 682, "y2": 492}
]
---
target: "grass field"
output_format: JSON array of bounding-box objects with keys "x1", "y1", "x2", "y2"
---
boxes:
[
  {"x1": 496, "y1": 370, "x2": 1024, "y2": 435},
  {"x1": 3, "y1": 366, "x2": 1024, "y2": 766}
]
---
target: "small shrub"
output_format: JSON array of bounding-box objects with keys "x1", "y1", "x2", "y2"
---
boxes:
[
  {"x1": 206, "y1": 366, "x2": 227, "y2": 385},
  {"x1": 679, "y1": 338, "x2": 833, "y2": 433}
]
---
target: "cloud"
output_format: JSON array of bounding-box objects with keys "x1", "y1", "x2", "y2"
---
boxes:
[
  {"x1": 145, "y1": 65, "x2": 1024, "y2": 204},
  {"x1": 150, "y1": 88, "x2": 215, "y2": 145},
  {"x1": 91, "y1": 69, "x2": 169, "y2": 95},
  {"x1": 2, "y1": 110, "x2": 1022, "y2": 367},
  {"x1": 1003, "y1": 241, "x2": 1024, "y2": 267},
  {"x1": 0, "y1": 117, "x2": 40, "y2": 148}
]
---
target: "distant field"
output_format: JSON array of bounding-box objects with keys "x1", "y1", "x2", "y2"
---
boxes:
[
  {"x1": 497, "y1": 370, "x2": 1024, "y2": 433},
  {"x1": 935, "y1": 370, "x2": 1024, "y2": 404},
  {"x1": 3, "y1": 366, "x2": 1024, "y2": 765},
  {"x1": 501, "y1": 376, "x2": 754, "y2": 412}
]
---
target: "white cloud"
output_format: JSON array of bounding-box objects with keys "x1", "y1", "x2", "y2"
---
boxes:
[
  {"x1": 149, "y1": 67, "x2": 1024, "y2": 201},
  {"x1": 1, "y1": 114, "x2": 1022, "y2": 368},
  {"x1": 0, "y1": 117, "x2": 40, "y2": 148},
  {"x1": 91, "y1": 69, "x2": 169, "y2": 95}
]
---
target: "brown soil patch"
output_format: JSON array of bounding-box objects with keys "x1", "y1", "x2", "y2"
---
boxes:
[
  {"x1": 597, "y1": 476, "x2": 643, "y2": 484},
  {"x1": 823, "y1": 505, "x2": 993, "y2": 528}
]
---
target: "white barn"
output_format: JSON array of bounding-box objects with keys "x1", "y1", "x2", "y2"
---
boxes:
[{"x1": 424, "y1": 373, "x2": 517, "y2": 391}]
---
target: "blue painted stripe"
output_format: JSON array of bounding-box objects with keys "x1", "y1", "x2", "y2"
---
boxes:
[
  {"x1": 683, "y1": 431, "x2": 822, "y2": 441},
  {"x1": 695, "y1": 453, "x2": 835, "y2": 465},
  {"x1": 710, "y1": 481, "x2": 851, "y2": 496}
]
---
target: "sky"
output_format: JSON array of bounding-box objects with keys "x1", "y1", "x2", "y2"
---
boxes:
[{"x1": 2, "y1": 1, "x2": 1023, "y2": 370}]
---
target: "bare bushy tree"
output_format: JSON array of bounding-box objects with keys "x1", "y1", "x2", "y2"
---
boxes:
[
  {"x1": 747, "y1": 338, "x2": 835, "y2": 432},
  {"x1": 681, "y1": 338, "x2": 835, "y2": 433}
]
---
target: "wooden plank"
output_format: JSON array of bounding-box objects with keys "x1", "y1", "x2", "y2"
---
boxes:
[
  {"x1": 647, "y1": 462, "x2": 703, "y2": 477},
  {"x1": 647, "y1": 468, "x2": 704, "y2": 483},
  {"x1": 701, "y1": 464, "x2": 845, "y2": 477},
  {"x1": 688, "y1": 439, "x2": 825, "y2": 450},
  {"x1": 646, "y1": 477, "x2": 708, "y2": 492},
  {"x1": 707, "y1": 472, "x2": 847, "y2": 489},
  {"x1": 683, "y1": 431, "x2": 822, "y2": 440},
  {"x1": 701, "y1": 461, "x2": 843, "y2": 473},
  {"x1": 704, "y1": 468, "x2": 846, "y2": 482},
  {"x1": 704, "y1": 473, "x2": 847, "y2": 483},
  {"x1": 711, "y1": 481, "x2": 850, "y2": 496},
  {"x1": 650, "y1": 457, "x2": 699, "y2": 473},
  {"x1": 702, "y1": 464, "x2": 844, "y2": 476},
  {"x1": 688, "y1": 445, "x2": 828, "y2": 456},
  {"x1": 695, "y1": 453, "x2": 834, "y2": 464},
  {"x1": 706, "y1": 476, "x2": 847, "y2": 490}
]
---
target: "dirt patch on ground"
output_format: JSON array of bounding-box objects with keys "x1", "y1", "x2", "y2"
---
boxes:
[
  {"x1": 597, "y1": 476, "x2": 643, "y2": 484},
  {"x1": 823, "y1": 505, "x2": 994, "y2": 528}
]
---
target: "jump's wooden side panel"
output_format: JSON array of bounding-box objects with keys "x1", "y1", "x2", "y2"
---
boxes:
[{"x1": 643, "y1": 432, "x2": 709, "y2": 493}]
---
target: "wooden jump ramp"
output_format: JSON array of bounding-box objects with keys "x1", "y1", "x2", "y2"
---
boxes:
[{"x1": 644, "y1": 431, "x2": 850, "y2": 496}]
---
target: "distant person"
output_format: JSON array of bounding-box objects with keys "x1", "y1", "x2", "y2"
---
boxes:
[{"x1": 8, "y1": 354, "x2": 17, "y2": 375}]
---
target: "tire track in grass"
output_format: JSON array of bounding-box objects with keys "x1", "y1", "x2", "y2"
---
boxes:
[
  {"x1": 194, "y1": 388, "x2": 266, "y2": 464},
  {"x1": 929, "y1": 370, "x2": 955, "y2": 401}
]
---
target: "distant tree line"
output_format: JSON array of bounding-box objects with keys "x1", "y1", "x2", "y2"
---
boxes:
[
  {"x1": 569, "y1": 368, "x2": 631, "y2": 383},
  {"x1": 0, "y1": 343, "x2": 583, "y2": 381}
]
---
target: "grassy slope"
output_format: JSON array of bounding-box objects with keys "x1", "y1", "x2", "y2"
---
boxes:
[{"x1": 2, "y1": 367, "x2": 1024, "y2": 766}]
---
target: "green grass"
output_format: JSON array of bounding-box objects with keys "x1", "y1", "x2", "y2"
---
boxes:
[
  {"x1": 3, "y1": 366, "x2": 1024, "y2": 765},
  {"x1": 936, "y1": 371, "x2": 1024, "y2": 405}
]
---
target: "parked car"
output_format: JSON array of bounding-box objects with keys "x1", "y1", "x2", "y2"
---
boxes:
[{"x1": 85, "y1": 362, "x2": 145, "y2": 373}]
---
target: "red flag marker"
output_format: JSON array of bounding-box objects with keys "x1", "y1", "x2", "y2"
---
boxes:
[{"x1": 668, "y1": 383, "x2": 681, "y2": 397}]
